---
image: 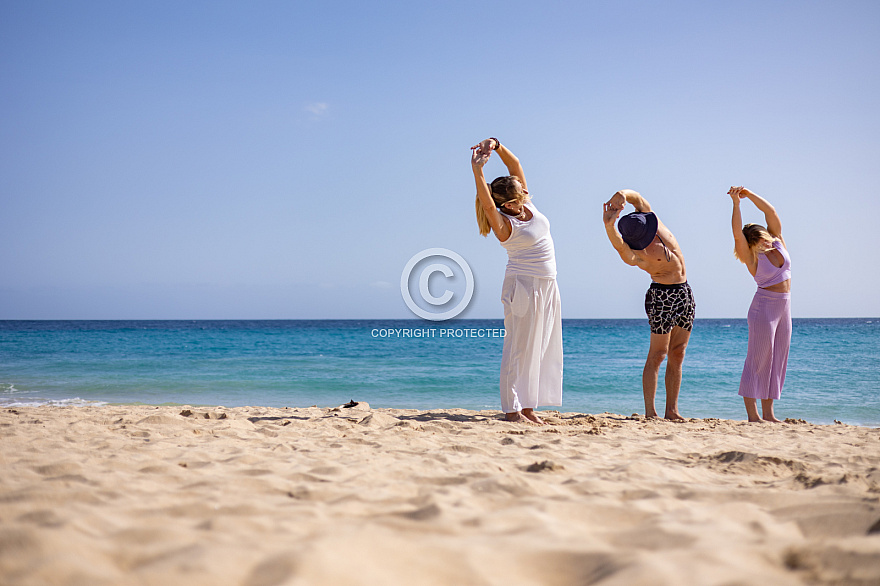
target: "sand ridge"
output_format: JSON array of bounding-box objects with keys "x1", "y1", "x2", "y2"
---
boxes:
[{"x1": 1, "y1": 404, "x2": 879, "y2": 585}]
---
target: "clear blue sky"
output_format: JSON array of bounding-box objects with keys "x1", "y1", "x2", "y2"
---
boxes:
[{"x1": 2, "y1": 0, "x2": 878, "y2": 319}]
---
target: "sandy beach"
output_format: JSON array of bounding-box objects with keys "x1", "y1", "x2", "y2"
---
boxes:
[{"x1": 1, "y1": 404, "x2": 879, "y2": 586}]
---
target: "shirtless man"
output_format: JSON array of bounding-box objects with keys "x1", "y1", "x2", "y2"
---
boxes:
[{"x1": 603, "y1": 189, "x2": 694, "y2": 421}]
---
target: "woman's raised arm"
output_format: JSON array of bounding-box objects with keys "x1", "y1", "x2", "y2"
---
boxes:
[
  {"x1": 492, "y1": 139, "x2": 527, "y2": 193},
  {"x1": 729, "y1": 187, "x2": 756, "y2": 273},
  {"x1": 739, "y1": 187, "x2": 782, "y2": 238},
  {"x1": 472, "y1": 139, "x2": 512, "y2": 241}
]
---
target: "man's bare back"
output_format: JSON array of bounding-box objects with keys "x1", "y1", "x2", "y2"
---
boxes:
[{"x1": 629, "y1": 222, "x2": 687, "y2": 285}]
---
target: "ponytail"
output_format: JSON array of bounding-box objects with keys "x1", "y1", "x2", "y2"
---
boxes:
[{"x1": 476, "y1": 194, "x2": 492, "y2": 237}]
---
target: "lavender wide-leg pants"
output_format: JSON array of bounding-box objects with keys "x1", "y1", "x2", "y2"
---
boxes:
[{"x1": 738, "y1": 289, "x2": 792, "y2": 400}]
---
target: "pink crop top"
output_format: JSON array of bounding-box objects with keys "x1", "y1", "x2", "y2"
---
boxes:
[{"x1": 754, "y1": 240, "x2": 791, "y2": 288}]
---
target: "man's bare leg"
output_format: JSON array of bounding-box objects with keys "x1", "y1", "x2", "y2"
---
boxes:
[
  {"x1": 761, "y1": 399, "x2": 782, "y2": 423},
  {"x1": 743, "y1": 398, "x2": 763, "y2": 422},
  {"x1": 663, "y1": 326, "x2": 691, "y2": 421},
  {"x1": 643, "y1": 333, "x2": 670, "y2": 419}
]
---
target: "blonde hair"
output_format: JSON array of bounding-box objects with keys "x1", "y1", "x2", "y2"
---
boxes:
[
  {"x1": 734, "y1": 223, "x2": 780, "y2": 263},
  {"x1": 476, "y1": 176, "x2": 530, "y2": 237}
]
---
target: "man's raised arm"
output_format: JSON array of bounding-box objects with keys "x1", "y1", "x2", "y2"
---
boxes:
[
  {"x1": 603, "y1": 196, "x2": 638, "y2": 266},
  {"x1": 617, "y1": 189, "x2": 652, "y2": 213}
]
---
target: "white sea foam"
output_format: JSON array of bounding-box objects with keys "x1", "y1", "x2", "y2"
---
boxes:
[
  {"x1": 0, "y1": 393, "x2": 106, "y2": 408},
  {"x1": 2, "y1": 382, "x2": 106, "y2": 407},
  {"x1": 1, "y1": 383, "x2": 25, "y2": 394}
]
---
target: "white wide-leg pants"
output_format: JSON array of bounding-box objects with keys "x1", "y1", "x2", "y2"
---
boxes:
[{"x1": 499, "y1": 274, "x2": 563, "y2": 413}]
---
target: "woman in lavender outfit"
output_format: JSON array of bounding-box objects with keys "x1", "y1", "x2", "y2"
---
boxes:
[{"x1": 729, "y1": 186, "x2": 792, "y2": 423}]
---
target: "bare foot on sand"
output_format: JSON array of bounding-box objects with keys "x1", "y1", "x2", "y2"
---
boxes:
[
  {"x1": 761, "y1": 400, "x2": 782, "y2": 423},
  {"x1": 665, "y1": 410, "x2": 686, "y2": 422},
  {"x1": 505, "y1": 412, "x2": 526, "y2": 422},
  {"x1": 522, "y1": 409, "x2": 546, "y2": 425}
]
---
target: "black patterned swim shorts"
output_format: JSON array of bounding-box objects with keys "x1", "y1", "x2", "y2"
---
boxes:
[{"x1": 644, "y1": 282, "x2": 695, "y2": 335}]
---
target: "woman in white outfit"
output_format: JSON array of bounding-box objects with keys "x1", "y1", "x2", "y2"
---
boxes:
[{"x1": 471, "y1": 138, "x2": 563, "y2": 423}]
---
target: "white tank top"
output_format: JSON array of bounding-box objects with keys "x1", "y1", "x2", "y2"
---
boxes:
[{"x1": 499, "y1": 202, "x2": 557, "y2": 278}]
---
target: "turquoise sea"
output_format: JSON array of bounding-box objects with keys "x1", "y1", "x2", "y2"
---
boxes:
[{"x1": 1, "y1": 319, "x2": 878, "y2": 426}]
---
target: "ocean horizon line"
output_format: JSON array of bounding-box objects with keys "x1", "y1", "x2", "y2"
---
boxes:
[{"x1": 2, "y1": 317, "x2": 877, "y2": 323}]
